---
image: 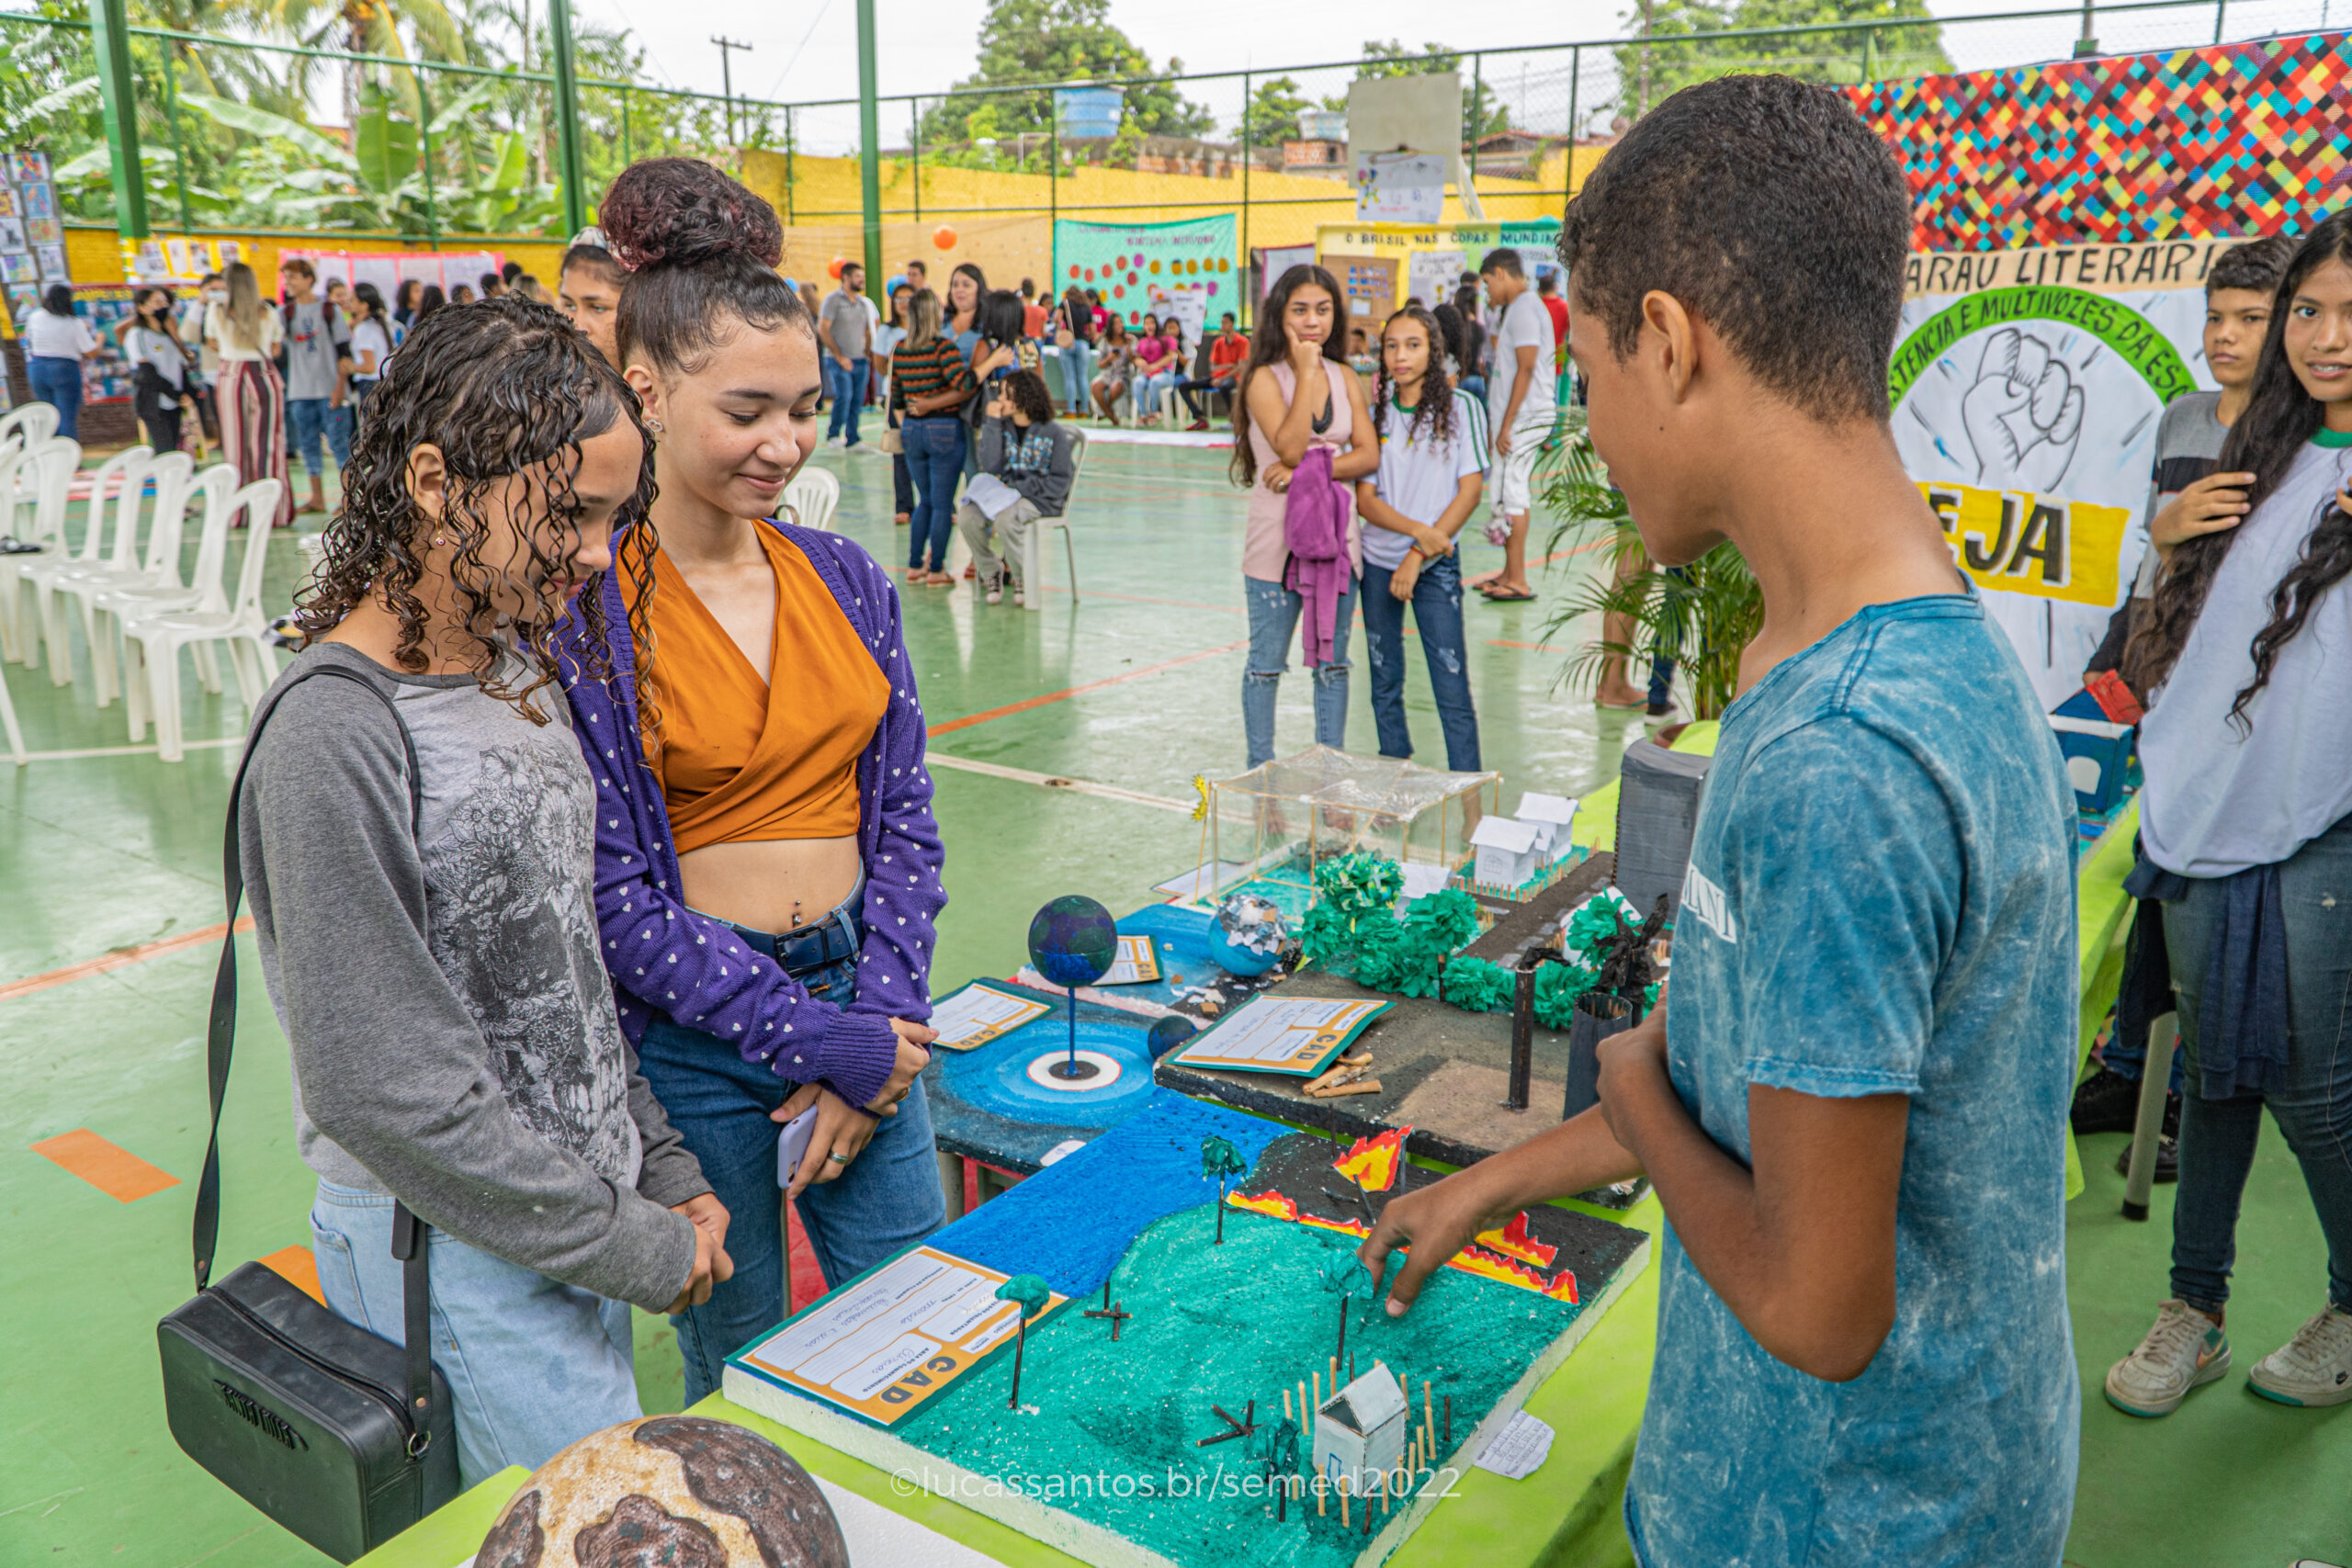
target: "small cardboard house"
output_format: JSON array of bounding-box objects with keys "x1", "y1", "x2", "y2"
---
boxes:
[
  {"x1": 1470, "y1": 816, "x2": 1543, "y2": 888},
  {"x1": 1515, "y1": 792, "x2": 1579, "y2": 862},
  {"x1": 1315, "y1": 1364, "x2": 1408, "y2": 1490}
]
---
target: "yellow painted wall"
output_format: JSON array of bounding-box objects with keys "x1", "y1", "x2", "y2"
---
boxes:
[{"x1": 739, "y1": 147, "x2": 1607, "y2": 298}]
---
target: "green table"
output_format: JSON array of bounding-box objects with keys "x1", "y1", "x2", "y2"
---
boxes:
[{"x1": 358, "y1": 1195, "x2": 1665, "y2": 1568}]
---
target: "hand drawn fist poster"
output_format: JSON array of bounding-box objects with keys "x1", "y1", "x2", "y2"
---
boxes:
[{"x1": 1888, "y1": 238, "x2": 2238, "y2": 706}]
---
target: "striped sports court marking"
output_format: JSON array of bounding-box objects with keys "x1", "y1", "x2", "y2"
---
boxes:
[
  {"x1": 29, "y1": 1128, "x2": 180, "y2": 1202},
  {"x1": 0, "y1": 916, "x2": 251, "y2": 1003},
  {"x1": 924, "y1": 637, "x2": 1251, "y2": 738}
]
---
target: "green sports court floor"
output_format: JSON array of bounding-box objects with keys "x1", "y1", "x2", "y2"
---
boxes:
[{"x1": 2, "y1": 437, "x2": 2346, "y2": 1567}]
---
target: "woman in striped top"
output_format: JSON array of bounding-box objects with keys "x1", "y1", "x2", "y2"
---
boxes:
[{"x1": 893, "y1": 288, "x2": 977, "y2": 583}]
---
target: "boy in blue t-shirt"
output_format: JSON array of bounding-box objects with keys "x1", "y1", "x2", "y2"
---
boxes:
[{"x1": 1360, "y1": 75, "x2": 2080, "y2": 1568}]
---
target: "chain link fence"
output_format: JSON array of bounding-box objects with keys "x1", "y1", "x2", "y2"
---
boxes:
[{"x1": 1, "y1": 0, "x2": 2339, "y2": 248}]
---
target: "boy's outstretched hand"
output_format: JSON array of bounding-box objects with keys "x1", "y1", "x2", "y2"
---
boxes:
[{"x1": 1356, "y1": 1164, "x2": 1520, "y2": 1317}]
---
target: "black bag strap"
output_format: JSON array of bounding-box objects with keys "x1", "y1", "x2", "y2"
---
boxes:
[{"x1": 193, "y1": 660, "x2": 435, "y2": 1450}]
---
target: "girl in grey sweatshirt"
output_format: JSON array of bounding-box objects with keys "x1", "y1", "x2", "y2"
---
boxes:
[{"x1": 234, "y1": 297, "x2": 730, "y2": 1484}]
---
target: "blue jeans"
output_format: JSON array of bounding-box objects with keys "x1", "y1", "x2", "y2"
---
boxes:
[
  {"x1": 1361, "y1": 552, "x2": 1480, "y2": 772},
  {"x1": 1137, "y1": 368, "x2": 1178, "y2": 418},
  {"x1": 827, "y1": 357, "x2": 868, "y2": 445},
  {"x1": 904, "y1": 415, "x2": 966, "y2": 572},
  {"x1": 635, "y1": 902, "x2": 945, "y2": 1404},
  {"x1": 1058, "y1": 340, "x2": 1094, "y2": 412},
  {"x1": 311, "y1": 1179, "x2": 639, "y2": 1488},
  {"x1": 326, "y1": 400, "x2": 353, "y2": 466},
  {"x1": 1243, "y1": 572, "x2": 1355, "y2": 768},
  {"x1": 2169, "y1": 816, "x2": 2352, "y2": 1313},
  {"x1": 286, "y1": 396, "x2": 334, "y2": 480},
  {"x1": 28, "y1": 355, "x2": 81, "y2": 440}
]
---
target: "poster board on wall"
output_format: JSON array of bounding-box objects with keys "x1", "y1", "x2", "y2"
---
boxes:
[
  {"x1": 1053, "y1": 215, "x2": 1238, "y2": 328},
  {"x1": 1353, "y1": 152, "x2": 1448, "y2": 225},
  {"x1": 1256, "y1": 244, "x2": 1317, "y2": 299},
  {"x1": 1334, "y1": 254, "x2": 1396, "y2": 329},
  {"x1": 1889, "y1": 236, "x2": 2244, "y2": 705}
]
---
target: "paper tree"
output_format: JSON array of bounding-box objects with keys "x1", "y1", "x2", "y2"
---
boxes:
[
  {"x1": 1440, "y1": 955, "x2": 1514, "y2": 1014},
  {"x1": 995, "y1": 1274, "x2": 1052, "y2": 1407},
  {"x1": 1248, "y1": 1416, "x2": 1304, "y2": 1520},
  {"x1": 1202, "y1": 1136, "x2": 1249, "y2": 1245},
  {"x1": 1319, "y1": 1259, "x2": 1374, "y2": 1370}
]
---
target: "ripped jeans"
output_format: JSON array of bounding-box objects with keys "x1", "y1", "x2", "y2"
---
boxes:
[
  {"x1": 1361, "y1": 552, "x2": 1481, "y2": 772},
  {"x1": 1243, "y1": 572, "x2": 1354, "y2": 767}
]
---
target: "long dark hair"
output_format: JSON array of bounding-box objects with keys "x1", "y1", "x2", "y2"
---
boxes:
[
  {"x1": 416, "y1": 284, "x2": 445, "y2": 322},
  {"x1": 1230, "y1": 263, "x2": 1346, "y2": 488},
  {"x1": 292, "y1": 296, "x2": 653, "y2": 717},
  {"x1": 948, "y1": 262, "x2": 989, "y2": 333},
  {"x1": 978, "y1": 288, "x2": 1026, "y2": 351},
  {"x1": 1373, "y1": 304, "x2": 1457, "y2": 449},
  {"x1": 2125, "y1": 210, "x2": 2352, "y2": 727}
]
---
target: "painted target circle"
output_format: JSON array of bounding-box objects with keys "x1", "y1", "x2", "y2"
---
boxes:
[{"x1": 1026, "y1": 1050, "x2": 1125, "y2": 1092}]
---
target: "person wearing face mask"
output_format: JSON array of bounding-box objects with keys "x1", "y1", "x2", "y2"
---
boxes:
[
  {"x1": 557, "y1": 159, "x2": 947, "y2": 1406},
  {"x1": 243, "y1": 297, "x2": 724, "y2": 1486}
]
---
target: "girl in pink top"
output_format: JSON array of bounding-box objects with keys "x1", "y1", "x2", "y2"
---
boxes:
[{"x1": 1233, "y1": 264, "x2": 1377, "y2": 765}]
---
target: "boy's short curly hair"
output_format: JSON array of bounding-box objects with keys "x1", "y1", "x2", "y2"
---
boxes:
[
  {"x1": 2206, "y1": 234, "x2": 2294, "y2": 298},
  {"x1": 1560, "y1": 74, "x2": 1910, "y2": 425}
]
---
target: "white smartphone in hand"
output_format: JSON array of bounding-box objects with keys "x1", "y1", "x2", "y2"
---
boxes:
[{"x1": 775, "y1": 1107, "x2": 820, "y2": 1188}]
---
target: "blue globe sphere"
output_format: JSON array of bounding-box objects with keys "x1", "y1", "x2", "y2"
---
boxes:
[{"x1": 1027, "y1": 895, "x2": 1118, "y2": 987}]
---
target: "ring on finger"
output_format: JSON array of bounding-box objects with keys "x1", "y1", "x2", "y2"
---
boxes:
[{"x1": 828, "y1": 1150, "x2": 853, "y2": 1165}]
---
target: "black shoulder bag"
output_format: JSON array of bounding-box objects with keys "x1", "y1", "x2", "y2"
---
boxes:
[{"x1": 156, "y1": 663, "x2": 460, "y2": 1563}]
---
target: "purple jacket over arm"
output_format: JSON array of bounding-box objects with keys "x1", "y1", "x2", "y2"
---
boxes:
[{"x1": 555, "y1": 520, "x2": 945, "y2": 1113}]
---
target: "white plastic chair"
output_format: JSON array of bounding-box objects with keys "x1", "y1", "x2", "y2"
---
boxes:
[
  {"x1": 0, "y1": 435, "x2": 81, "y2": 662},
  {"x1": 40, "y1": 453, "x2": 197, "y2": 705},
  {"x1": 120, "y1": 479, "x2": 284, "y2": 761},
  {"x1": 94, "y1": 466, "x2": 244, "y2": 739},
  {"x1": 1019, "y1": 426, "x2": 1088, "y2": 611},
  {"x1": 24, "y1": 445, "x2": 151, "y2": 683},
  {"x1": 0, "y1": 401, "x2": 61, "y2": 448},
  {"x1": 782, "y1": 468, "x2": 841, "y2": 532}
]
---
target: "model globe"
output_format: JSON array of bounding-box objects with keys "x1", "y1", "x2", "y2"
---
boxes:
[
  {"x1": 475, "y1": 1416, "x2": 847, "y2": 1568},
  {"x1": 1027, "y1": 894, "x2": 1118, "y2": 987}
]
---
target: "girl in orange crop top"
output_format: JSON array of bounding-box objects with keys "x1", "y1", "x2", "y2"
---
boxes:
[
  {"x1": 624, "y1": 523, "x2": 889, "y2": 855},
  {"x1": 557, "y1": 155, "x2": 946, "y2": 1412}
]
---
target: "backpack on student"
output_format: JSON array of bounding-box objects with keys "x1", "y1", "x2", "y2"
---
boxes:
[{"x1": 156, "y1": 662, "x2": 459, "y2": 1563}]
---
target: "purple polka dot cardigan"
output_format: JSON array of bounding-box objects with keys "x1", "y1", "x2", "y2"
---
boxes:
[{"x1": 556, "y1": 520, "x2": 946, "y2": 1113}]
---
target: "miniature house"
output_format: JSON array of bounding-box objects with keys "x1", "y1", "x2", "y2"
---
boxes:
[
  {"x1": 1470, "y1": 816, "x2": 1543, "y2": 890},
  {"x1": 1315, "y1": 1365, "x2": 1408, "y2": 1491},
  {"x1": 1515, "y1": 792, "x2": 1579, "y2": 863}
]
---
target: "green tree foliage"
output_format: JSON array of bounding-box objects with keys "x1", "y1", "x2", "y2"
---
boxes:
[
  {"x1": 1611, "y1": 0, "x2": 1948, "y2": 117},
  {"x1": 1236, "y1": 74, "x2": 1315, "y2": 149},
  {"x1": 916, "y1": 0, "x2": 1211, "y2": 166}
]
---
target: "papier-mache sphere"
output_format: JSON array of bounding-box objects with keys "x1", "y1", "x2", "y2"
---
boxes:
[
  {"x1": 474, "y1": 1416, "x2": 848, "y2": 1568},
  {"x1": 1212, "y1": 892, "x2": 1288, "y2": 976},
  {"x1": 1026, "y1": 894, "x2": 1118, "y2": 987}
]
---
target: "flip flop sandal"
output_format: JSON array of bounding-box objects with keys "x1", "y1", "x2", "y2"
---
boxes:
[{"x1": 1478, "y1": 585, "x2": 1536, "y2": 602}]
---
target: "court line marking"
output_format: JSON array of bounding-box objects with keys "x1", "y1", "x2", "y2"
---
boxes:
[
  {"x1": 259, "y1": 1244, "x2": 327, "y2": 1304},
  {"x1": 16, "y1": 736, "x2": 245, "y2": 763},
  {"x1": 925, "y1": 637, "x2": 1250, "y2": 737},
  {"x1": 0, "y1": 917, "x2": 250, "y2": 1002},
  {"x1": 29, "y1": 1128, "x2": 181, "y2": 1202},
  {"x1": 927, "y1": 752, "x2": 1193, "y2": 813}
]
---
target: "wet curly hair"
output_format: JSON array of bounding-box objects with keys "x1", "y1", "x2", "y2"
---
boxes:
[
  {"x1": 1372, "y1": 304, "x2": 1458, "y2": 450},
  {"x1": 291, "y1": 294, "x2": 656, "y2": 718}
]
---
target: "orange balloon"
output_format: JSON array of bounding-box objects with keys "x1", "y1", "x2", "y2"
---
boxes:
[
  {"x1": 933, "y1": 225, "x2": 959, "y2": 251},
  {"x1": 826, "y1": 256, "x2": 847, "y2": 280}
]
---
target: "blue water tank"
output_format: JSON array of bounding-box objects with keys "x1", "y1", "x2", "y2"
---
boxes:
[{"x1": 1056, "y1": 86, "x2": 1125, "y2": 139}]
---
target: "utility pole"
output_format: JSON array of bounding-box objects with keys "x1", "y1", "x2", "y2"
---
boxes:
[
  {"x1": 549, "y1": 0, "x2": 588, "y2": 235},
  {"x1": 1637, "y1": 0, "x2": 1655, "y2": 119},
  {"x1": 712, "y1": 35, "x2": 752, "y2": 147},
  {"x1": 855, "y1": 0, "x2": 883, "y2": 285}
]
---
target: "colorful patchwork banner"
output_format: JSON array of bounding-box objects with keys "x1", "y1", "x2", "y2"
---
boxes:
[{"x1": 1849, "y1": 33, "x2": 2352, "y2": 251}]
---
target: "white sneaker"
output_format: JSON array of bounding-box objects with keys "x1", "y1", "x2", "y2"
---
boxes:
[
  {"x1": 2249, "y1": 1305, "x2": 2352, "y2": 1407},
  {"x1": 826, "y1": 434, "x2": 846, "y2": 447},
  {"x1": 2105, "y1": 1300, "x2": 2231, "y2": 1416},
  {"x1": 1011, "y1": 588, "x2": 1024, "y2": 607},
  {"x1": 985, "y1": 588, "x2": 1002, "y2": 605}
]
